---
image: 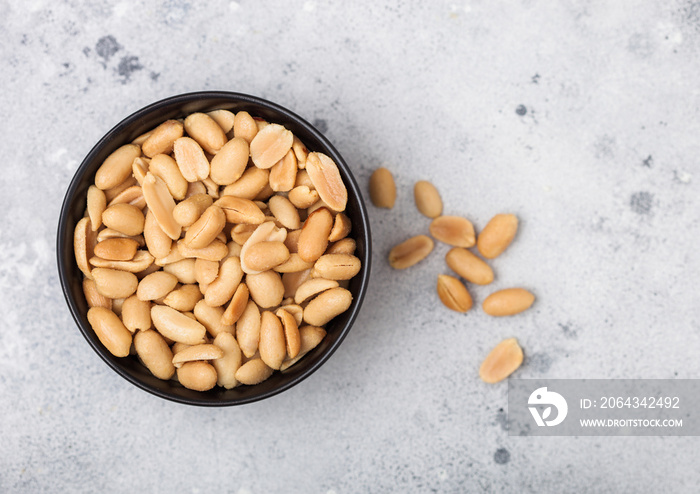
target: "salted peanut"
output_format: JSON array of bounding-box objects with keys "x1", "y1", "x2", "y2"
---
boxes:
[
  {"x1": 239, "y1": 221, "x2": 287, "y2": 274},
  {"x1": 233, "y1": 111, "x2": 258, "y2": 143},
  {"x1": 280, "y1": 325, "x2": 326, "y2": 371},
  {"x1": 305, "y1": 152, "x2": 347, "y2": 212},
  {"x1": 121, "y1": 295, "x2": 151, "y2": 332},
  {"x1": 171, "y1": 342, "x2": 191, "y2": 355},
  {"x1": 269, "y1": 150, "x2": 298, "y2": 192},
  {"x1": 177, "y1": 239, "x2": 228, "y2": 261},
  {"x1": 142, "y1": 173, "x2": 181, "y2": 240},
  {"x1": 445, "y1": 247, "x2": 493, "y2": 285},
  {"x1": 388, "y1": 235, "x2": 434, "y2": 269},
  {"x1": 137, "y1": 262, "x2": 161, "y2": 279},
  {"x1": 295, "y1": 169, "x2": 314, "y2": 188},
  {"x1": 96, "y1": 228, "x2": 144, "y2": 246},
  {"x1": 132, "y1": 157, "x2": 149, "y2": 185},
  {"x1": 87, "y1": 307, "x2": 133, "y2": 357},
  {"x1": 92, "y1": 267, "x2": 138, "y2": 299},
  {"x1": 151, "y1": 305, "x2": 206, "y2": 345},
  {"x1": 163, "y1": 258, "x2": 197, "y2": 284},
  {"x1": 312, "y1": 254, "x2": 361, "y2": 281},
  {"x1": 209, "y1": 137, "x2": 249, "y2": 185},
  {"x1": 236, "y1": 300, "x2": 261, "y2": 358},
  {"x1": 273, "y1": 253, "x2": 313, "y2": 273},
  {"x1": 282, "y1": 269, "x2": 312, "y2": 299},
  {"x1": 479, "y1": 338, "x2": 524, "y2": 383},
  {"x1": 243, "y1": 241, "x2": 290, "y2": 272},
  {"x1": 173, "y1": 137, "x2": 210, "y2": 182},
  {"x1": 291, "y1": 136, "x2": 309, "y2": 166},
  {"x1": 303, "y1": 287, "x2": 352, "y2": 326},
  {"x1": 326, "y1": 238, "x2": 356, "y2": 256},
  {"x1": 249, "y1": 123, "x2": 294, "y2": 169},
  {"x1": 148, "y1": 154, "x2": 188, "y2": 200},
  {"x1": 211, "y1": 332, "x2": 242, "y2": 388},
  {"x1": 101, "y1": 203, "x2": 144, "y2": 237},
  {"x1": 104, "y1": 176, "x2": 138, "y2": 202},
  {"x1": 173, "y1": 193, "x2": 213, "y2": 227},
  {"x1": 226, "y1": 241, "x2": 242, "y2": 259},
  {"x1": 163, "y1": 284, "x2": 202, "y2": 312},
  {"x1": 430, "y1": 216, "x2": 475, "y2": 248},
  {"x1": 294, "y1": 278, "x2": 339, "y2": 305},
  {"x1": 89, "y1": 250, "x2": 154, "y2": 272},
  {"x1": 247, "y1": 270, "x2": 285, "y2": 308},
  {"x1": 221, "y1": 283, "x2": 249, "y2": 326},
  {"x1": 155, "y1": 244, "x2": 186, "y2": 266},
  {"x1": 235, "y1": 358, "x2": 273, "y2": 385},
  {"x1": 288, "y1": 185, "x2": 319, "y2": 209},
  {"x1": 207, "y1": 109, "x2": 235, "y2": 134},
  {"x1": 277, "y1": 304, "x2": 303, "y2": 327},
  {"x1": 94, "y1": 144, "x2": 141, "y2": 190},
  {"x1": 222, "y1": 167, "x2": 270, "y2": 200},
  {"x1": 183, "y1": 205, "x2": 226, "y2": 249},
  {"x1": 369, "y1": 167, "x2": 396, "y2": 209},
  {"x1": 284, "y1": 229, "x2": 301, "y2": 254},
  {"x1": 477, "y1": 214, "x2": 519, "y2": 259},
  {"x1": 194, "y1": 258, "x2": 219, "y2": 285},
  {"x1": 132, "y1": 130, "x2": 152, "y2": 146},
  {"x1": 137, "y1": 271, "x2": 178, "y2": 301},
  {"x1": 177, "y1": 361, "x2": 218, "y2": 391},
  {"x1": 142, "y1": 120, "x2": 184, "y2": 158},
  {"x1": 134, "y1": 330, "x2": 175, "y2": 380},
  {"x1": 94, "y1": 238, "x2": 139, "y2": 261},
  {"x1": 204, "y1": 256, "x2": 243, "y2": 307},
  {"x1": 436, "y1": 274, "x2": 472, "y2": 313},
  {"x1": 328, "y1": 213, "x2": 351, "y2": 243},
  {"x1": 87, "y1": 186, "x2": 106, "y2": 231},
  {"x1": 414, "y1": 180, "x2": 442, "y2": 218},
  {"x1": 268, "y1": 195, "x2": 300, "y2": 230},
  {"x1": 307, "y1": 199, "x2": 332, "y2": 216},
  {"x1": 298, "y1": 207, "x2": 333, "y2": 263},
  {"x1": 193, "y1": 299, "x2": 234, "y2": 337},
  {"x1": 186, "y1": 181, "x2": 207, "y2": 198},
  {"x1": 143, "y1": 210, "x2": 172, "y2": 259},
  {"x1": 184, "y1": 112, "x2": 227, "y2": 155},
  {"x1": 483, "y1": 288, "x2": 535, "y2": 316},
  {"x1": 214, "y1": 196, "x2": 265, "y2": 224},
  {"x1": 258, "y1": 311, "x2": 286, "y2": 370},
  {"x1": 107, "y1": 185, "x2": 146, "y2": 210},
  {"x1": 231, "y1": 224, "x2": 257, "y2": 245},
  {"x1": 83, "y1": 279, "x2": 112, "y2": 309},
  {"x1": 201, "y1": 177, "x2": 219, "y2": 199},
  {"x1": 172, "y1": 343, "x2": 223, "y2": 368},
  {"x1": 75, "y1": 217, "x2": 97, "y2": 279}
]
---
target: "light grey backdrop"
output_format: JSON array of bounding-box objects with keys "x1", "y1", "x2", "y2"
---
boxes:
[{"x1": 1, "y1": 0, "x2": 699, "y2": 492}]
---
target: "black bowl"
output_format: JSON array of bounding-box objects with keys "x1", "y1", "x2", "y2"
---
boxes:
[{"x1": 57, "y1": 91, "x2": 371, "y2": 406}]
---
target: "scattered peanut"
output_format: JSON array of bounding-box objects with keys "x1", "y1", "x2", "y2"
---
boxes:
[
  {"x1": 482, "y1": 288, "x2": 535, "y2": 316},
  {"x1": 479, "y1": 338, "x2": 524, "y2": 383},
  {"x1": 369, "y1": 167, "x2": 396, "y2": 209}
]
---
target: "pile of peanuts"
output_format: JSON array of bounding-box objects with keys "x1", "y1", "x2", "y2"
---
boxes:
[
  {"x1": 369, "y1": 168, "x2": 532, "y2": 383},
  {"x1": 74, "y1": 109, "x2": 361, "y2": 392}
]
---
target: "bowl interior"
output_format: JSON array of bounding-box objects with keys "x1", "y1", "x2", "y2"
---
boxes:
[{"x1": 58, "y1": 91, "x2": 371, "y2": 406}]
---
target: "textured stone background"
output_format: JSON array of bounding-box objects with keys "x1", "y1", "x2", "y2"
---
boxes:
[{"x1": 1, "y1": 0, "x2": 699, "y2": 492}]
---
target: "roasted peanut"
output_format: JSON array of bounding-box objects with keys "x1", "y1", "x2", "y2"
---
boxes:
[
  {"x1": 184, "y1": 112, "x2": 227, "y2": 155},
  {"x1": 212, "y1": 332, "x2": 242, "y2": 389},
  {"x1": 207, "y1": 109, "x2": 235, "y2": 134},
  {"x1": 210, "y1": 137, "x2": 249, "y2": 185},
  {"x1": 177, "y1": 361, "x2": 218, "y2": 391},
  {"x1": 134, "y1": 330, "x2": 175, "y2": 380},
  {"x1": 429, "y1": 216, "x2": 475, "y2": 248},
  {"x1": 269, "y1": 150, "x2": 297, "y2": 192},
  {"x1": 312, "y1": 254, "x2": 361, "y2": 280},
  {"x1": 172, "y1": 343, "x2": 224, "y2": 368},
  {"x1": 413, "y1": 180, "x2": 442, "y2": 218},
  {"x1": 142, "y1": 173, "x2": 181, "y2": 240},
  {"x1": 259, "y1": 311, "x2": 286, "y2": 370},
  {"x1": 87, "y1": 185, "x2": 106, "y2": 231},
  {"x1": 388, "y1": 235, "x2": 434, "y2": 269},
  {"x1": 151, "y1": 305, "x2": 206, "y2": 345},
  {"x1": 236, "y1": 300, "x2": 261, "y2": 358},
  {"x1": 303, "y1": 287, "x2": 352, "y2": 326},
  {"x1": 250, "y1": 123, "x2": 294, "y2": 169},
  {"x1": 92, "y1": 267, "x2": 138, "y2": 299},
  {"x1": 143, "y1": 209, "x2": 172, "y2": 259},
  {"x1": 121, "y1": 295, "x2": 152, "y2": 332},
  {"x1": 89, "y1": 250, "x2": 154, "y2": 273},
  {"x1": 268, "y1": 195, "x2": 300, "y2": 230},
  {"x1": 221, "y1": 283, "x2": 249, "y2": 326},
  {"x1": 445, "y1": 247, "x2": 494, "y2": 285},
  {"x1": 184, "y1": 205, "x2": 226, "y2": 249},
  {"x1": 280, "y1": 325, "x2": 326, "y2": 371},
  {"x1": 137, "y1": 271, "x2": 178, "y2": 301},
  {"x1": 74, "y1": 217, "x2": 97, "y2": 279},
  {"x1": 94, "y1": 144, "x2": 141, "y2": 190},
  {"x1": 101, "y1": 203, "x2": 144, "y2": 237},
  {"x1": 328, "y1": 213, "x2": 351, "y2": 242},
  {"x1": 214, "y1": 196, "x2": 265, "y2": 224},
  {"x1": 82, "y1": 279, "x2": 112, "y2": 309},
  {"x1": 243, "y1": 241, "x2": 290, "y2": 272},
  {"x1": 246, "y1": 270, "x2": 285, "y2": 308},
  {"x1": 232, "y1": 111, "x2": 258, "y2": 143},
  {"x1": 479, "y1": 338, "x2": 524, "y2": 383},
  {"x1": 204, "y1": 256, "x2": 243, "y2": 307},
  {"x1": 162, "y1": 258, "x2": 197, "y2": 284},
  {"x1": 294, "y1": 278, "x2": 339, "y2": 305},
  {"x1": 482, "y1": 288, "x2": 535, "y2": 316},
  {"x1": 369, "y1": 167, "x2": 396, "y2": 209},
  {"x1": 94, "y1": 238, "x2": 138, "y2": 261},
  {"x1": 288, "y1": 185, "x2": 319, "y2": 209},
  {"x1": 162, "y1": 284, "x2": 202, "y2": 312},
  {"x1": 173, "y1": 137, "x2": 210, "y2": 182},
  {"x1": 193, "y1": 299, "x2": 234, "y2": 337},
  {"x1": 149, "y1": 153, "x2": 188, "y2": 201},
  {"x1": 235, "y1": 358, "x2": 273, "y2": 385},
  {"x1": 305, "y1": 152, "x2": 347, "y2": 212},
  {"x1": 142, "y1": 120, "x2": 184, "y2": 158},
  {"x1": 436, "y1": 274, "x2": 472, "y2": 313},
  {"x1": 477, "y1": 214, "x2": 518, "y2": 259},
  {"x1": 298, "y1": 207, "x2": 333, "y2": 262},
  {"x1": 222, "y1": 167, "x2": 270, "y2": 200}
]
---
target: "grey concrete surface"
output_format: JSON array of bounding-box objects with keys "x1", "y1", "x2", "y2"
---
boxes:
[{"x1": 1, "y1": 0, "x2": 699, "y2": 492}]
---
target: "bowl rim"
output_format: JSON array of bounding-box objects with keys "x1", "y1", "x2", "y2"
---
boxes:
[{"x1": 57, "y1": 90, "x2": 371, "y2": 406}]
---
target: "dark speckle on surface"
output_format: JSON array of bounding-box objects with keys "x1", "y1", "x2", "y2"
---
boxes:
[
  {"x1": 150, "y1": 71, "x2": 160, "y2": 81},
  {"x1": 630, "y1": 191, "x2": 654, "y2": 215},
  {"x1": 559, "y1": 322, "x2": 578, "y2": 339},
  {"x1": 515, "y1": 104, "x2": 527, "y2": 116},
  {"x1": 95, "y1": 35, "x2": 122, "y2": 62},
  {"x1": 494, "y1": 448, "x2": 510, "y2": 465},
  {"x1": 642, "y1": 155, "x2": 653, "y2": 168},
  {"x1": 116, "y1": 56, "x2": 143, "y2": 83},
  {"x1": 495, "y1": 408, "x2": 510, "y2": 431},
  {"x1": 528, "y1": 353, "x2": 553, "y2": 373},
  {"x1": 531, "y1": 73, "x2": 540, "y2": 84},
  {"x1": 313, "y1": 118, "x2": 329, "y2": 134}
]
